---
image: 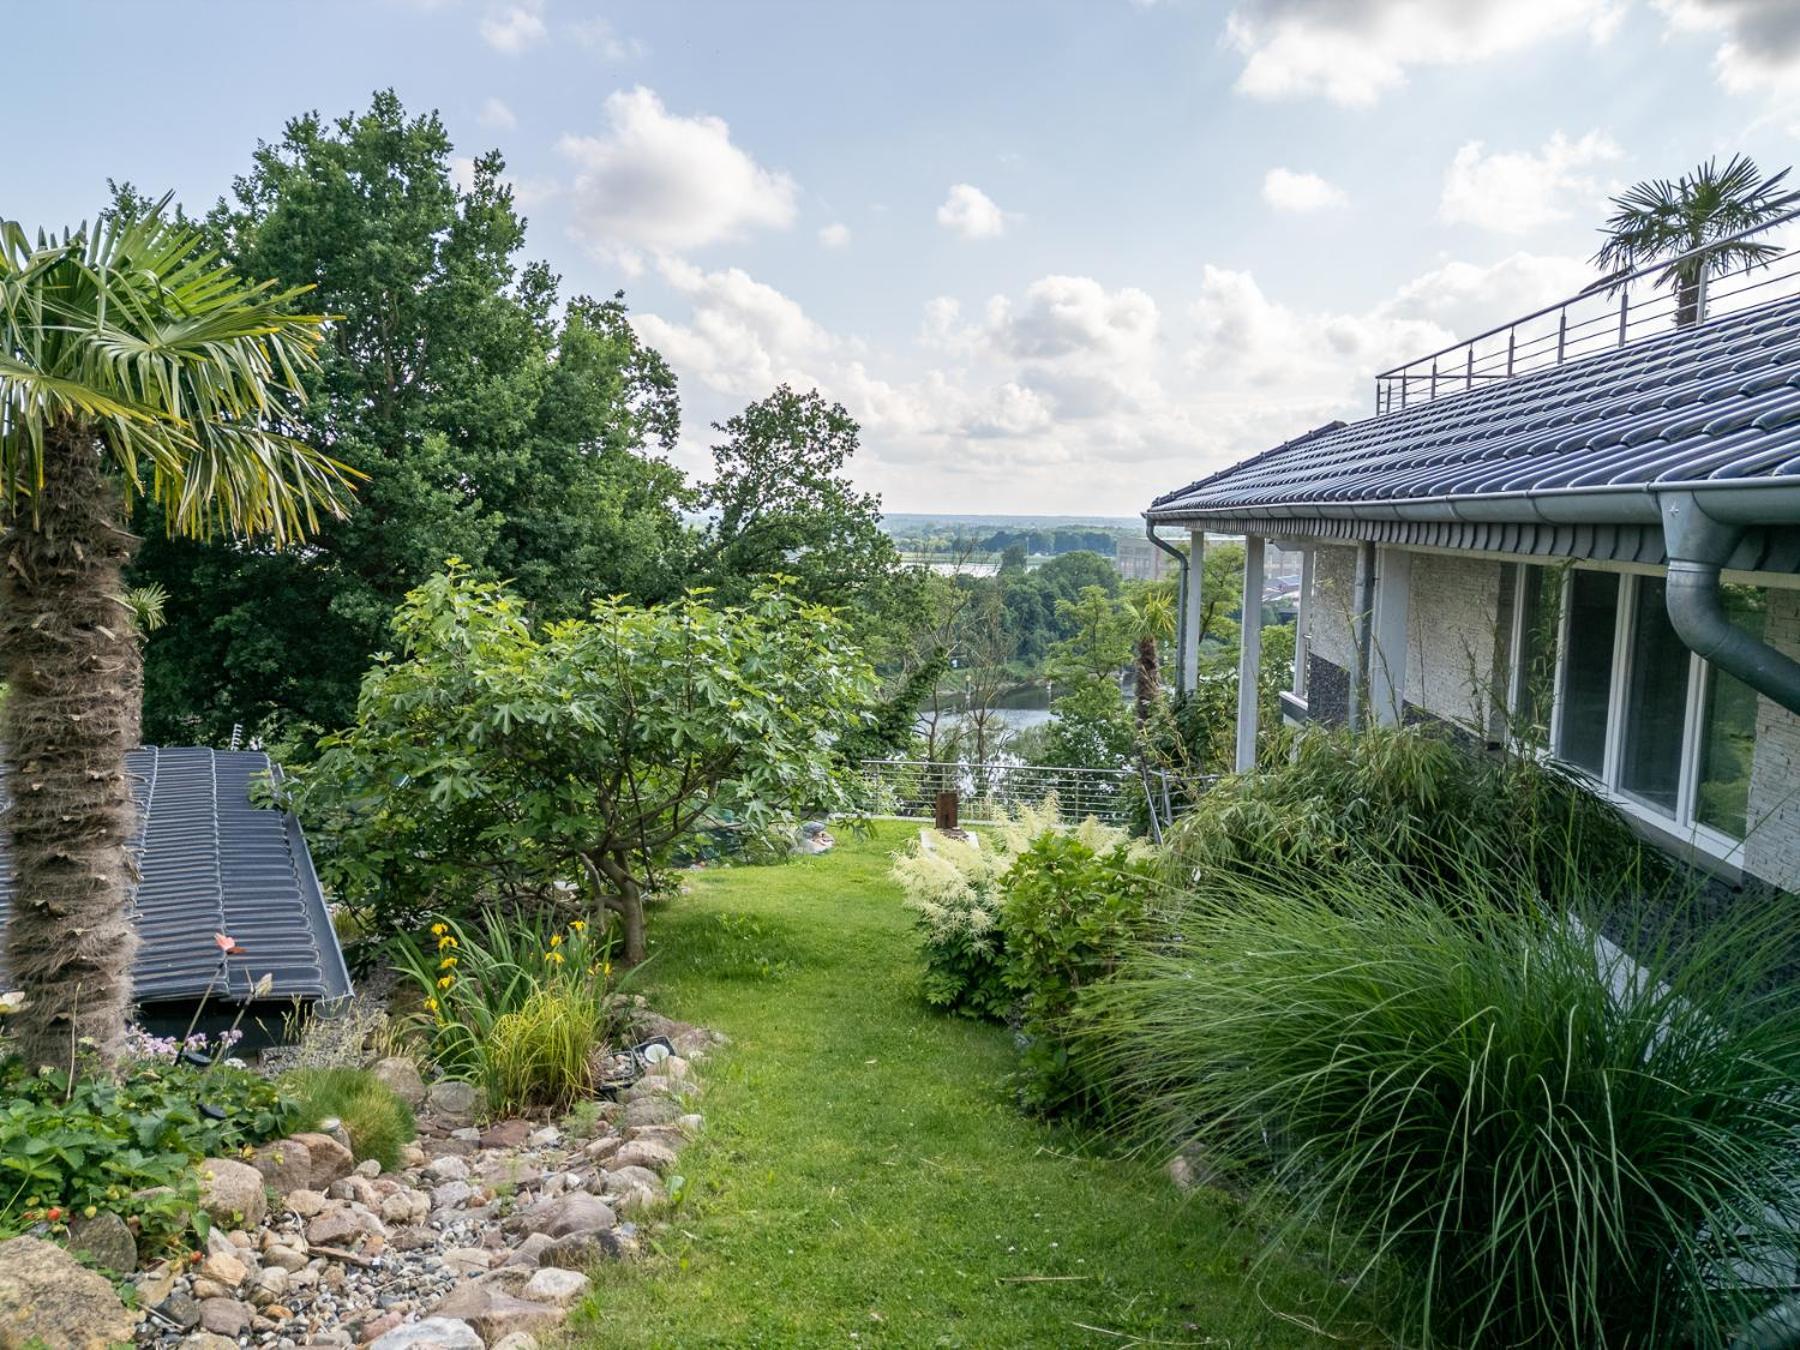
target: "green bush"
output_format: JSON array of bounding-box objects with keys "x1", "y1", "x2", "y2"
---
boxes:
[
  {"x1": 393, "y1": 909, "x2": 620, "y2": 1116},
  {"x1": 1166, "y1": 721, "x2": 1663, "y2": 910},
  {"x1": 0, "y1": 1056, "x2": 299, "y2": 1254},
  {"x1": 890, "y1": 802, "x2": 1136, "y2": 1018},
  {"x1": 280, "y1": 1067, "x2": 415, "y2": 1171},
  {"x1": 1080, "y1": 871, "x2": 1800, "y2": 1348},
  {"x1": 997, "y1": 831, "x2": 1158, "y2": 1113}
]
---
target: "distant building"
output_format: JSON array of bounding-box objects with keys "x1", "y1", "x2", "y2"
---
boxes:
[{"x1": 1114, "y1": 534, "x2": 1167, "y2": 581}]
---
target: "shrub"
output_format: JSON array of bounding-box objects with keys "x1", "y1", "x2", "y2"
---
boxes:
[
  {"x1": 891, "y1": 800, "x2": 1131, "y2": 1018},
  {"x1": 1166, "y1": 721, "x2": 1663, "y2": 910},
  {"x1": 997, "y1": 831, "x2": 1158, "y2": 1113},
  {"x1": 0, "y1": 1056, "x2": 299, "y2": 1254},
  {"x1": 280, "y1": 1067, "x2": 415, "y2": 1171},
  {"x1": 393, "y1": 909, "x2": 620, "y2": 1116},
  {"x1": 1080, "y1": 871, "x2": 1800, "y2": 1348}
]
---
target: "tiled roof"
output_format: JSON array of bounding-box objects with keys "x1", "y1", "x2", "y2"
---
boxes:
[
  {"x1": 0, "y1": 747, "x2": 352, "y2": 1005},
  {"x1": 1149, "y1": 295, "x2": 1800, "y2": 521}
]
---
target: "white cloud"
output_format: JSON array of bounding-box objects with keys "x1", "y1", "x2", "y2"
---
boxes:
[
  {"x1": 572, "y1": 17, "x2": 646, "y2": 61},
  {"x1": 479, "y1": 0, "x2": 546, "y2": 54},
  {"x1": 1262, "y1": 167, "x2": 1347, "y2": 213},
  {"x1": 1438, "y1": 130, "x2": 1622, "y2": 234},
  {"x1": 558, "y1": 87, "x2": 798, "y2": 261},
  {"x1": 818, "y1": 222, "x2": 852, "y2": 249},
  {"x1": 936, "y1": 183, "x2": 1008, "y2": 240},
  {"x1": 479, "y1": 97, "x2": 516, "y2": 130},
  {"x1": 1224, "y1": 0, "x2": 1622, "y2": 107},
  {"x1": 1655, "y1": 0, "x2": 1800, "y2": 92}
]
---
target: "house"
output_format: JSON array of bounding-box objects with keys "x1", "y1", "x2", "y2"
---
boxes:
[
  {"x1": 0, "y1": 746, "x2": 353, "y2": 1024},
  {"x1": 1146, "y1": 222, "x2": 1800, "y2": 893}
]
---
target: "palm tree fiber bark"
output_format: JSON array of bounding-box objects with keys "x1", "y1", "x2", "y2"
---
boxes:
[{"x1": 0, "y1": 424, "x2": 140, "y2": 1070}]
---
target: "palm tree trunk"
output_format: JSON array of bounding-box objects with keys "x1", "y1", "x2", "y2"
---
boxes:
[
  {"x1": 0, "y1": 423, "x2": 140, "y2": 1071},
  {"x1": 1134, "y1": 635, "x2": 1159, "y2": 723}
]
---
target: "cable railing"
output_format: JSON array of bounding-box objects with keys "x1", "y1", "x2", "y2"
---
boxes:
[
  {"x1": 859, "y1": 758, "x2": 1216, "y2": 839},
  {"x1": 1374, "y1": 209, "x2": 1800, "y2": 415}
]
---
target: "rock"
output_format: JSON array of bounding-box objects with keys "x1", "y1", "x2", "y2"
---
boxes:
[
  {"x1": 286, "y1": 1187, "x2": 329, "y2": 1217},
  {"x1": 250, "y1": 1137, "x2": 314, "y2": 1193},
  {"x1": 179, "y1": 1335, "x2": 239, "y2": 1350},
  {"x1": 621, "y1": 1096, "x2": 680, "y2": 1129},
  {"x1": 441, "y1": 1246, "x2": 494, "y2": 1275},
  {"x1": 191, "y1": 1276, "x2": 234, "y2": 1300},
  {"x1": 678, "y1": 1113, "x2": 705, "y2": 1134},
  {"x1": 479, "y1": 1118, "x2": 531, "y2": 1150},
  {"x1": 425, "y1": 1080, "x2": 481, "y2": 1126},
  {"x1": 292, "y1": 1131, "x2": 356, "y2": 1188},
  {"x1": 370, "y1": 1056, "x2": 427, "y2": 1108},
  {"x1": 252, "y1": 1265, "x2": 290, "y2": 1300},
  {"x1": 540, "y1": 1228, "x2": 628, "y2": 1268},
  {"x1": 355, "y1": 1157, "x2": 383, "y2": 1177},
  {"x1": 609, "y1": 1139, "x2": 679, "y2": 1174},
  {"x1": 381, "y1": 1188, "x2": 430, "y2": 1225},
  {"x1": 527, "y1": 1126, "x2": 562, "y2": 1148},
  {"x1": 425, "y1": 1155, "x2": 470, "y2": 1183},
  {"x1": 197, "y1": 1156, "x2": 269, "y2": 1227},
  {"x1": 306, "y1": 1209, "x2": 365, "y2": 1248},
  {"x1": 598, "y1": 1164, "x2": 661, "y2": 1195},
  {"x1": 401, "y1": 1143, "x2": 429, "y2": 1168},
  {"x1": 513, "y1": 1192, "x2": 615, "y2": 1239},
  {"x1": 198, "y1": 1295, "x2": 253, "y2": 1336},
  {"x1": 199, "y1": 1248, "x2": 249, "y2": 1289},
  {"x1": 432, "y1": 1180, "x2": 475, "y2": 1213},
  {"x1": 429, "y1": 1284, "x2": 567, "y2": 1342},
  {"x1": 368, "y1": 1317, "x2": 486, "y2": 1350},
  {"x1": 64, "y1": 1209, "x2": 137, "y2": 1273},
  {"x1": 644, "y1": 1054, "x2": 691, "y2": 1080},
  {"x1": 157, "y1": 1289, "x2": 203, "y2": 1331},
  {"x1": 264, "y1": 1244, "x2": 308, "y2": 1273},
  {"x1": 501, "y1": 1232, "x2": 558, "y2": 1268},
  {"x1": 355, "y1": 1310, "x2": 404, "y2": 1343},
  {"x1": 582, "y1": 1136, "x2": 622, "y2": 1163},
  {"x1": 491, "y1": 1335, "x2": 542, "y2": 1350},
  {"x1": 522, "y1": 1266, "x2": 590, "y2": 1306}
]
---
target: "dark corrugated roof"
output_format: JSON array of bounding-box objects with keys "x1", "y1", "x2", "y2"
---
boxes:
[
  {"x1": 1148, "y1": 294, "x2": 1800, "y2": 521},
  {"x1": 0, "y1": 747, "x2": 352, "y2": 1005}
]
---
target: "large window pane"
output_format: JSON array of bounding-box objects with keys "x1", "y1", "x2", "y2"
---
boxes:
[
  {"x1": 1618, "y1": 577, "x2": 1689, "y2": 815},
  {"x1": 1696, "y1": 584, "x2": 1767, "y2": 839},
  {"x1": 1513, "y1": 566, "x2": 1561, "y2": 745},
  {"x1": 1556, "y1": 571, "x2": 1618, "y2": 775}
]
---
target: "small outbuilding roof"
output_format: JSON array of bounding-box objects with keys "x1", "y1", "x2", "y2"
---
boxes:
[
  {"x1": 1149, "y1": 294, "x2": 1800, "y2": 525},
  {"x1": 0, "y1": 746, "x2": 352, "y2": 1006}
]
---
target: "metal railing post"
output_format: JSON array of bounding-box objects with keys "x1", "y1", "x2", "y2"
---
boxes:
[
  {"x1": 1695, "y1": 264, "x2": 1710, "y2": 324},
  {"x1": 1556, "y1": 307, "x2": 1567, "y2": 364},
  {"x1": 1429, "y1": 360, "x2": 1438, "y2": 400},
  {"x1": 1465, "y1": 346, "x2": 1473, "y2": 391},
  {"x1": 1618, "y1": 287, "x2": 1629, "y2": 346},
  {"x1": 1506, "y1": 326, "x2": 1516, "y2": 377}
]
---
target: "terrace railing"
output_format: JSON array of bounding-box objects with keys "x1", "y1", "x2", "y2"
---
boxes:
[
  {"x1": 860, "y1": 758, "x2": 1212, "y2": 839},
  {"x1": 1374, "y1": 208, "x2": 1800, "y2": 415}
]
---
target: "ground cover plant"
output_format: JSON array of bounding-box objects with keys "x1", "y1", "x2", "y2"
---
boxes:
[
  {"x1": 280, "y1": 1066, "x2": 415, "y2": 1171},
  {"x1": 571, "y1": 824, "x2": 1364, "y2": 1346},
  {"x1": 0, "y1": 1054, "x2": 300, "y2": 1254}
]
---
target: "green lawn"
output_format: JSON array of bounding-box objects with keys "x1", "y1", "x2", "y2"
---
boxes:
[{"x1": 572, "y1": 823, "x2": 1362, "y2": 1348}]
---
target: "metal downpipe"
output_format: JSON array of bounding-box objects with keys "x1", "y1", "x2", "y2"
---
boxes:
[
  {"x1": 1145, "y1": 520, "x2": 1190, "y2": 691},
  {"x1": 1659, "y1": 492, "x2": 1800, "y2": 716}
]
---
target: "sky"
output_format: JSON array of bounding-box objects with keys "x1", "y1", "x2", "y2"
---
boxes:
[{"x1": 9, "y1": 0, "x2": 1800, "y2": 516}]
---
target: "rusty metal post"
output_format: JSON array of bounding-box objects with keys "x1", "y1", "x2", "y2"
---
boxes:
[{"x1": 934, "y1": 790, "x2": 959, "y2": 832}]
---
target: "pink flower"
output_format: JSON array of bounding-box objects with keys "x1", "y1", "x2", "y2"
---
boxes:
[{"x1": 214, "y1": 932, "x2": 245, "y2": 955}]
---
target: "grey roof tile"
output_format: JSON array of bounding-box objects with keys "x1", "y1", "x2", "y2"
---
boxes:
[
  {"x1": 0, "y1": 747, "x2": 351, "y2": 1006},
  {"x1": 1149, "y1": 295, "x2": 1800, "y2": 520}
]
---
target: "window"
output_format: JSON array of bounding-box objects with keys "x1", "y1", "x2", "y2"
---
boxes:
[
  {"x1": 1512, "y1": 564, "x2": 1774, "y2": 854},
  {"x1": 1695, "y1": 584, "x2": 1767, "y2": 839},
  {"x1": 1555, "y1": 570, "x2": 1618, "y2": 775}
]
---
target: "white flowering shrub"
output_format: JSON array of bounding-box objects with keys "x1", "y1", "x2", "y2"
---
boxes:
[{"x1": 891, "y1": 797, "x2": 1138, "y2": 1017}]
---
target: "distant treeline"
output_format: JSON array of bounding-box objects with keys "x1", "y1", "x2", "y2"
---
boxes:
[{"x1": 891, "y1": 526, "x2": 1124, "y2": 557}]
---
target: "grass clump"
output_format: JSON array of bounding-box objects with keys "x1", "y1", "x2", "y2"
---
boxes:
[
  {"x1": 280, "y1": 1066, "x2": 415, "y2": 1171},
  {"x1": 1081, "y1": 868, "x2": 1800, "y2": 1348},
  {"x1": 391, "y1": 908, "x2": 621, "y2": 1116}
]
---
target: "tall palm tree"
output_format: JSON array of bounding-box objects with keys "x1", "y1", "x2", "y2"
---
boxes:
[
  {"x1": 1121, "y1": 583, "x2": 1176, "y2": 724},
  {"x1": 1593, "y1": 155, "x2": 1799, "y2": 327},
  {"x1": 0, "y1": 200, "x2": 355, "y2": 1071}
]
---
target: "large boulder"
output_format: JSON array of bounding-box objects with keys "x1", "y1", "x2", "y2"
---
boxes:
[
  {"x1": 290, "y1": 1131, "x2": 355, "y2": 1188},
  {"x1": 369, "y1": 1056, "x2": 428, "y2": 1108},
  {"x1": 64, "y1": 1210, "x2": 136, "y2": 1273},
  {"x1": 249, "y1": 1137, "x2": 313, "y2": 1194},
  {"x1": 197, "y1": 1157, "x2": 268, "y2": 1227},
  {"x1": 429, "y1": 1283, "x2": 567, "y2": 1342},
  {"x1": 424, "y1": 1080, "x2": 481, "y2": 1127},
  {"x1": 0, "y1": 1235, "x2": 136, "y2": 1348},
  {"x1": 505, "y1": 1192, "x2": 614, "y2": 1239},
  {"x1": 369, "y1": 1318, "x2": 485, "y2": 1350}
]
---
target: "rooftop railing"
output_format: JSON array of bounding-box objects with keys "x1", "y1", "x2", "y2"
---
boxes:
[{"x1": 1374, "y1": 209, "x2": 1800, "y2": 415}]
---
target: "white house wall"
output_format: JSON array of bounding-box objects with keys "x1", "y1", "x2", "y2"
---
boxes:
[
  {"x1": 1404, "y1": 553, "x2": 1509, "y2": 735},
  {"x1": 1308, "y1": 544, "x2": 1360, "y2": 670},
  {"x1": 1746, "y1": 589, "x2": 1800, "y2": 893}
]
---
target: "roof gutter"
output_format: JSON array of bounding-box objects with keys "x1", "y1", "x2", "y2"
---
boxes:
[
  {"x1": 1145, "y1": 520, "x2": 1190, "y2": 690},
  {"x1": 1660, "y1": 491, "x2": 1800, "y2": 715},
  {"x1": 1151, "y1": 481, "x2": 1800, "y2": 715}
]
